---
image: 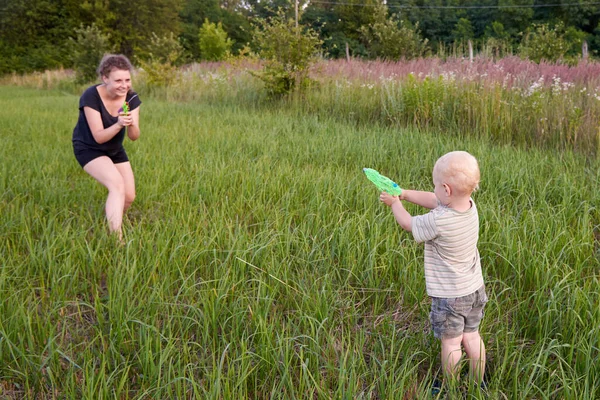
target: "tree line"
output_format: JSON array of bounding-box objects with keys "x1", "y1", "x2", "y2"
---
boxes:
[{"x1": 1, "y1": 0, "x2": 599, "y2": 75}]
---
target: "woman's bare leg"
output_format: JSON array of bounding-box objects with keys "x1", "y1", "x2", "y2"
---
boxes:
[
  {"x1": 83, "y1": 156, "x2": 126, "y2": 237},
  {"x1": 114, "y1": 161, "x2": 136, "y2": 212}
]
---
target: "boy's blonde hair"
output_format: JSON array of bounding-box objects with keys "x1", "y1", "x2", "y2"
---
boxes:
[{"x1": 433, "y1": 151, "x2": 480, "y2": 195}]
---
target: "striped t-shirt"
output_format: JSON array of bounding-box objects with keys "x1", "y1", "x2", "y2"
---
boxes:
[{"x1": 411, "y1": 199, "x2": 484, "y2": 298}]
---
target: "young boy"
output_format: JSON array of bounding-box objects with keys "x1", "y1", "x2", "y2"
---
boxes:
[{"x1": 379, "y1": 151, "x2": 487, "y2": 392}]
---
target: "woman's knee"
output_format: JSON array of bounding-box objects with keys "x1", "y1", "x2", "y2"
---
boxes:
[
  {"x1": 107, "y1": 180, "x2": 126, "y2": 196},
  {"x1": 124, "y1": 190, "x2": 136, "y2": 207}
]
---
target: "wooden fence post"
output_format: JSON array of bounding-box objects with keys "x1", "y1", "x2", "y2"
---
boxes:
[{"x1": 468, "y1": 40, "x2": 473, "y2": 62}]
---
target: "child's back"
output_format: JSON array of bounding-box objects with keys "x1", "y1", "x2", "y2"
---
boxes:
[{"x1": 378, "y1": 151, "x2": 488, "y2": 394}]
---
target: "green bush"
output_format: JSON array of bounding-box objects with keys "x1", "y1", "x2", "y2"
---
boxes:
[
  {"x1": 359, "y1": 5, "x2": 429, "y2": 60},
  {"x1": 482, "y1": 22, "x2": 514, "y2": 59},
  {"x1": 518, "y1": 22, "x2": 583, "y2": 63},
  {"x1": 68, "y1": 24, "x2": 113, "y2": 84},
  {"x1": 137, "y1": 32, "x2": 184, "y2": 87},
  {"x1": 253, "y1": 11, "x2": 322, "y2": 98},
  {"x1": 199, "y1": 19, "x2": 234, "y2": 61}
]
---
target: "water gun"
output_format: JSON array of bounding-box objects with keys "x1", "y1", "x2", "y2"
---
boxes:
[
  {"x1": 363, "y1": 168, "x2": 403, "y2": 196},
  {"x1": 119, "y1": 101, "x2": 129, "y2": 134}
]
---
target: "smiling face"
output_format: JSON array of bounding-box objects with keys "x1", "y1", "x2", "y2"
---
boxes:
[{"x1": 102, "y1": 68, "x2": 131, "y2": 98}]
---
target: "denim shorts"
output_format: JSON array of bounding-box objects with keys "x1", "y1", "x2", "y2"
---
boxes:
[{"x1": 430, "y1": 285, "x2": 488, "y2": 340}]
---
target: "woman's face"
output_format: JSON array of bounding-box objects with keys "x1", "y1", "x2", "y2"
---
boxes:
[{"x1": 102, "y1": 68, "x2": 131, "y2": 97}]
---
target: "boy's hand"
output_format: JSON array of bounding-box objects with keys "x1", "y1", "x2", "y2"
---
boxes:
[{"x1": 380, "y1": 192, "x2": 400, "y2": 206}]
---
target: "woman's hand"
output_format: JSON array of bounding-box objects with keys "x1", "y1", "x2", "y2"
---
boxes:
[{"x1": 118, "y1": 113, "x2": 133, "y2": 127}]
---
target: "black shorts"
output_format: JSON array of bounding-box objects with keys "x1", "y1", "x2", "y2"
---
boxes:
[{"x1": 73, "y1": 142, "x2": 129, "y2": 168}]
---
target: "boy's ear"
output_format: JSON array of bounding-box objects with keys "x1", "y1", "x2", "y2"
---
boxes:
[{"x1": 443, "y1": 183, "x2": 452, "y2": 197}]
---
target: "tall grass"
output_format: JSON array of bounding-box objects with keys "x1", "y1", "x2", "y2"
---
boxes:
[
  {"x1": 0, "y1": 85, "x2": 598, "y2": 398},
  {"x1": 3, "y1": 57, "x2": 600, "y2": 155}
]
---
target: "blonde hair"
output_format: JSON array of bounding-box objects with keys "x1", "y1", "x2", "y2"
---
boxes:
[{"x1": 433, "y1": 151, "x2": 480, "y2": 195}]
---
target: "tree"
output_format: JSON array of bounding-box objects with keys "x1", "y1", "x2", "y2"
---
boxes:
[
  {"x1": 334, "y1": 0, "x2": 380, "y2": 42},
  {"x1": 519, "y1": 22, "x2": 571, "y2": 63},
  {"x1": 359, "y1": 4, "x2": 429, "y2": 59},
  {"x1": 0, "y1": 0, "x2": 83, "y2": 73},
  {"x1": 483, "y1": 21, "x2": 514, "y2": 58},
  {"x1": 253, "y1": 11, "x2": 322, "y2": 97},
  {"x1": 179, "y1": 0, "x2": 251, "y2": 60},
  {"x1": 591, "y1": 22, "x2": 600, "y2": 56},
  {"x1": 452, "y1": 18, "x2": 475, "y2": 43},
  {"x1": 388, "y1": 0, "x2": 452, "y2": 45},
  {"x1": 199, "y1": 19, "x2": 234, "y2": 61},
  {"x1": 105, "y1": 0, "x2": 184, "y2": 57},
  {"x1": 302, "y1": 2, "x2": 345, "y2": 58},
  {"x1": 137, "y1": 32, "x2": 185, "y2": 87},
  {"x1": 68, "y1": 24, "x2": 114, "y2": 83},
  {"x1": 496, "y1": 0, "x2": 534, "y2": 38}
]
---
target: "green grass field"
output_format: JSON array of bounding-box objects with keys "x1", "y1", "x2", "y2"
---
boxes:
[{"x1": 1, "y1": 85, "x2": 599, "y2": 399}]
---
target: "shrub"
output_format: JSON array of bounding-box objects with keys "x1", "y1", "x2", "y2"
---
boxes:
[
  {"x1": 252, "y1": 11, "x2": 322, "y2": 98},
  {"x1": 199, "y1": 19, "x2": 234, "y2": 61},
  {"x1": 137, "y1": 32, "x2": 184, "y2": 87},
  {"x1": 518, "y1": 22, "x2": 579, "y2": 63},
  {"x1": 359, "y1": 5, "x2": 429, "y2": 60},
  {"x1": 68, "y1": 24, "x2": 113, "y2": 84}
]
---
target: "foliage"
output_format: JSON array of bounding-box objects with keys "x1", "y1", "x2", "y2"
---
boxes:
[
  {"x1": 495, "y1": 0, "x2": 535, "y2": 38},
  {"x1": 563, "y1": 26, "x2": 588, "y2": 58},
  {"x1": 180, "y1": 0, "x2": 252, "y2": 60},
  {"x1": 452, "y1": 18, "x2": 475, "y2": 42},
  {"x1": 105, "y1": 0, "x2": 184, "y2": 57},
  {"x1": 142, "y1": 32, "x2": 185, "y2": 65},
  {"x1": 333, "y1": 0, "x2": 379, "y2": 41},
  {"x1": 199, "y1": 19, "x2": 234, "y2": 61},
  {"x1": 253, "y1": 11, "x2": 322, "y2": 97},
  {"x1": 68, "y1": 24, "x2": 113, "y2": 84},
  {"x1": 359, "y1": 5, "x2": 429, "y2": 60},
  {"x1": 137, "y1": 33, "x2": 184, "y2": 87},
  {"x1": 0, "y1": 0, "x2": 79, "y2": 74},
  {"x1": 484, "y1": 21, "x2": 511, "y2": 43},
  {"x1": 481, "y1": 37, "x2": 514, "y2": 59},
  {"x1": 518, "y1": 22, "x2": 580, "y2": 63},
  {"x1": 1, "y1": 0, "x2": 600, "y2": 73}
]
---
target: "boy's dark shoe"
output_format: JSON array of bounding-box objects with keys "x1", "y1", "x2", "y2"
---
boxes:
[{"x1": 431, "y1": 379, "x2": 444, "y2": 398}]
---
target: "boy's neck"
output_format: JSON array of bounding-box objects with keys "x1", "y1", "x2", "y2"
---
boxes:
[{"x1": 446, "y1": 195, "x2": 472, "y2": 212}]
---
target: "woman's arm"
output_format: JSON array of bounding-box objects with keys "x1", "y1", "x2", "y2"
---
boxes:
[
  {"x1": 400, "y1": 189, "x2": 438, "y2": 209},
  {"x1": 84, "y1": 106, "x2": 130, "y2": 144},
  {"x1": 126, "y1": 106, "x2": 140, "y2": 141}
]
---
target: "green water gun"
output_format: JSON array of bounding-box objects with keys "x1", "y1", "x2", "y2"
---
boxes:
[
  {"x1": 120, "y1": 101, "x2": 129, "y2": 134},
  {"x1": 363, "y1": 168, "x2": 403, "y2": 196}
]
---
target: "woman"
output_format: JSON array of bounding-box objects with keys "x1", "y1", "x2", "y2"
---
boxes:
[{"x1": 72, "y1": 54, "x2": 142, "y2": 240}]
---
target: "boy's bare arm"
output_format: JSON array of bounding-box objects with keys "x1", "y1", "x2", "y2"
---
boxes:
[
  {"x1": 400, "y1": 189, "x2": 438, "y2": 209},
  {"x1": 380, "y1": 193, "x2": 412, "y2": 232}
]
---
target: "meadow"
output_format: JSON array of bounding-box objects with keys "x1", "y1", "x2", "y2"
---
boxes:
[{"x1": 0, "y1": 59, "x2": 599, "y2": 398}]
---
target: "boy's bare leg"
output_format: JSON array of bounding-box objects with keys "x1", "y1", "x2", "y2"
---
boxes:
[
  {"x1": 462, "y1": 330, "x2": 486, "y2": 383},
  {"x1": 441, "y1": 335, "x2": 463, "y2": 381}
]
